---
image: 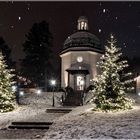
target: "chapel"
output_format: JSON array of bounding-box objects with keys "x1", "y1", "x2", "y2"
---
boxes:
[
  {"x1": 59, "y1": 16, "x2": 140, "y2": 106},
  {"x1": 60, "y1": 16, "x2": 103, "y2": 92}
]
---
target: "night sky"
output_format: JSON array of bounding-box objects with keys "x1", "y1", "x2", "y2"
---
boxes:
[{"x1": 0, "y1": 1, "x2": 140, "y2": 66}]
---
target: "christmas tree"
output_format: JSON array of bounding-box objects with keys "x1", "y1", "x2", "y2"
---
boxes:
[
  {"x1": 90, "y1": 34, "x2": 133, "y2": 111},
  {"x1": 0, "y1": 51, "x2": 16, "y2": 112}
]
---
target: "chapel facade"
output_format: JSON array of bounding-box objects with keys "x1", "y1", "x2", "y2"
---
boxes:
[{"x1": 60, "y1": 16, "x2": 103, "y2": 91}]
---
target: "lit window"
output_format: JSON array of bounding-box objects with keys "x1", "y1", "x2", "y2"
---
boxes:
[
  {"x1": 81, "y1": 22, "x2": 85, "y2": 30},
  {"x1": 77, "y1": 76, "x2": 85, "y2": 90},
  {"x1": 84, "y1": 23, "x2": 87, "y2": 30}
]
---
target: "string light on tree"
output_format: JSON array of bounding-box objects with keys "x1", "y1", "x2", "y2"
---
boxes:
[
  {"x1": 89, "y1": 34, "x2": 134, "y2": 111},
  {"x1": 0, "y1": 52, "x2": 16, "y2": 112},
  {"x1": 111, "y1": 34, "x2": 114, "y2": 39},
  {"x1": 123, "y1": 42, "x2": 127, "y2": 48}
]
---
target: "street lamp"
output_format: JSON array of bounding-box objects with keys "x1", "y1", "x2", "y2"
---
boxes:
[
  {"x1": 37, "y1": 89, "x2": 42, "y2": 95},
  {"x1": 50, "y1": 80, "x2": 56, "y2": 107},
  {"x1": 51, "y1": 80, "x2": 56, "y2": 86},
  {"x1": 19, "y1": 91, "x2": 24, "y2": 96}
]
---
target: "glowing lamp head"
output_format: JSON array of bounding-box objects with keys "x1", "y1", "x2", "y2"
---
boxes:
[
  {"x1": 19, "y1": 91, "x2": 24, "y2": 96},
  {"x1": 51, "y1": 80, "x2": 56, "y2": 86},
  {"x1": 111, "y1": 34, "x2": 114, "y2": 39},
  {"x1": 37, "y1": 89, "x2": 42, "y2": 95}
]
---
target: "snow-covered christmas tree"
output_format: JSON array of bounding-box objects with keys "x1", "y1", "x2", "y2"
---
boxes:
[
  {"x1": 0, "y1": 51, "x2": 16, "y2": 112},
  {"x1": 90, "y1": 34, "x2": 134, "y2": 111}
]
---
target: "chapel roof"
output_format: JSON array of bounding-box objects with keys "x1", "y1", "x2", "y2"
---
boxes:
[{"x1": 62, "y1": 16, "x2": 103, "y2": 54}]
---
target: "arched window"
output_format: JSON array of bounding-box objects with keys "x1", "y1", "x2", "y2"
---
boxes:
[{"x1": 77, "y1": 16, "x2": 89, "y2": 31}]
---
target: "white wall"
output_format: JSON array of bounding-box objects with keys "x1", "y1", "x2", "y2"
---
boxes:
[
  {"x1": 136, "y1": 76, "x2": 140, "y2": 94},
  {"x1": 60, "y1": 52, "x2": 71, "y2": 87},
  {"x1": 60, "y1": 51, "x2": 102, "y2": 89}
]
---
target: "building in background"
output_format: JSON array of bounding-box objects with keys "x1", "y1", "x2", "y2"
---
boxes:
[
  {"x1": 135, "y1": 75, "x2": 140, "y2": 94},
  {"x1": 60, "y1": 16, "x2": 103, "y2": 91}
]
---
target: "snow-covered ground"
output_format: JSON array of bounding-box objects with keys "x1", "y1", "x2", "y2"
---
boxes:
[
  {"x1": 44, "y1": 93, "x2": 140, "y2": 139},
  {"x1": 0, "y1": 92, "x2": 66, "y2": 139},
  {"x1": 0, "y1": 92, "x2": 64, "y2": 127},
  {"x1": 1, "y1": 92, "x2": 140, "y2": 139}
]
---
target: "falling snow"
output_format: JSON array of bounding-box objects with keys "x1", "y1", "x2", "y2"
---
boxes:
[
  {"x1": 99, "y1": 29, "x2": 102, "y2": 33},
  {"x1": 10, "y1": 25, "x2": 14, "y2": 29},
  {"x1": 103, "y1": 9, "x2": 106, "y2": 13},
  {"x1": 0, "y1": 2, "x2": 139, "y2": 60},
  {"x1": 18, "y1": 16, "x2": 21, "y2": 21}
]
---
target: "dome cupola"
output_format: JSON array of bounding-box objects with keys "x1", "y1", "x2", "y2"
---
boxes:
[{"x1": 77, "y1": 16, "x2": 88, "y2": 31}]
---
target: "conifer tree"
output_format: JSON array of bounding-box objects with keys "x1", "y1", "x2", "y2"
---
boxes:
[
  {"x1": 0, "y1": 52, "x2": 16, "y2": 112},
  {"x1": 0, "y1": 37, "x2": 15, "y2": 69},
  {"x1": 90, "y1": 34, "x2": 133, "y2": 111},
  {"x1": 21, "y1": 21, "x2": 53, "y2": 88}
]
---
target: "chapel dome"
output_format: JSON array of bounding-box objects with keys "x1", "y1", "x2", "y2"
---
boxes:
[
  {"x1": 63, "y1": 16, "x2": 102, "y2": 53},
  {"x1": 64, "y1": 31, "x2": 101, "y2": 49}
]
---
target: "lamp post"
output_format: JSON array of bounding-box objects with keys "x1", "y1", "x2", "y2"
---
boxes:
[
  {"x1": 15, "y1": 82, "x2": 20, "y2": 105},
  {"x1": 50, "y1": 80, "x2": 56, "y2": 107}
]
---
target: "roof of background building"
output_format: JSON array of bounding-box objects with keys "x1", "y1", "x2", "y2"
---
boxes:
[{"x1": 62, "y1": 16, "x2": 103, "y2": 53}]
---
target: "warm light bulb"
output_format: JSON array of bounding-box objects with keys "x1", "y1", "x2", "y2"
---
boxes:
[{"x1": 111, "y1": 34, "x2": 114, "y2": 39}]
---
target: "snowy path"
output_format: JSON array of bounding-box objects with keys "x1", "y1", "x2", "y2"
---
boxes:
[
  {"x1": 44, "y1": 94, "x2": 140, "y2": 139},
  {"x1": 0, "y1": 104, "x2": 66, "y2": 139},
  {"x1": 1, "y1": 93, "x2": 140, "y2": 139},
  {"x1": 0, "y1": 93, "x2": 67, "y2": 139}
]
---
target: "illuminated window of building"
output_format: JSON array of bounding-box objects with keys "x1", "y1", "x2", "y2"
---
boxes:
[
  {"x1": 81, "y1": 22, "x2": 85, "y2": 30},
  {"x1": 77, "y1": 75, "x2": 84, "y2": 90},
  {"x1": 77, "y1": 16, "x2": 89, "y2": 31}
]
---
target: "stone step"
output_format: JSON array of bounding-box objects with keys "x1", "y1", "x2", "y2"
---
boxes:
[
  {"x1": 46, "y1": 108, "x2": 72, "y2": 113},
  {"x1": 11, "y1": 122, "x2": 53, "y2": 125},
  {"x1": 62, "y1": 91, "x2": 83, "y2": 106},
  {"x1": 63, "y1": 97, "x2": 82, "y2": 106},
  {"x1": 63, "y1": 101, "x2": 81, "y2": 106},
  {"x1": 8, "y1": 125, "x2": 50, "y2": 129}
]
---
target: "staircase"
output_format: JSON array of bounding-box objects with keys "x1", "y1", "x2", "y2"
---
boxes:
[
  {"x1": 8, "y1": 122, "x2": 53, "y2": 130},
  {"x1": 63, "y1": 90, "x2": 83, "y2": 106}
]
